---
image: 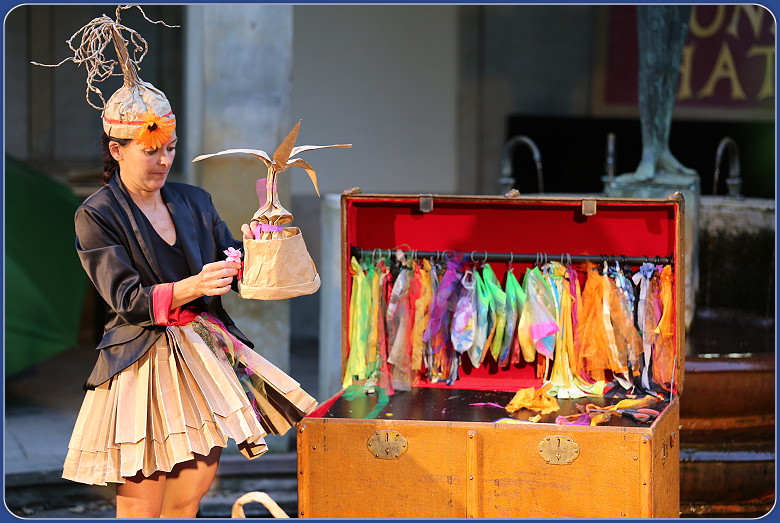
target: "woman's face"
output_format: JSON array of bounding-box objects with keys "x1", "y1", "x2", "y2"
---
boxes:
[{"x1": 110, "y1": 130, "x2": 177, "y2": 194}]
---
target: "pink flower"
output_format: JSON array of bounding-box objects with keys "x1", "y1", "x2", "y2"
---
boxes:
[{"x1": 224, "y1": 247, "x2": 242, "y2": 263}]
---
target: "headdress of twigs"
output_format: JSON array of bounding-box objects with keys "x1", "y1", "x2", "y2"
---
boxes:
[
  {"x1": 32, "y1": 5, "x2": 178, "y2": 111},
  {"x1": 32, "y1": 5, "x2": 178, "y2": 148}
]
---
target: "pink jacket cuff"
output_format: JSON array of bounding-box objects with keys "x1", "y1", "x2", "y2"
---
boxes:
[{"x1": 152, "y1": 282, "x2": 175, "y2": 325}]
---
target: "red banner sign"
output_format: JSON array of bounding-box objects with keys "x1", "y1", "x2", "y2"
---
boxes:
[{"x1": 596, "y1": 5, "x2": 774, "y2": 120}]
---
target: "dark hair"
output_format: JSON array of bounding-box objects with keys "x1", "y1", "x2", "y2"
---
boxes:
[{"x1": 101, "y1": 132, "x2": 131, "y2": 185}]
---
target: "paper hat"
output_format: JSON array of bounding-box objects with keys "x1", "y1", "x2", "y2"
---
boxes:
[{"x1": 33, "y1": 5, "x2": 177, "y2": 148}]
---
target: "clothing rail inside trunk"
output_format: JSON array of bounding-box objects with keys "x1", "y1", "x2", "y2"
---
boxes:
[{"x1": 350, "y1": 247, "x2": 674, "y2": 267}]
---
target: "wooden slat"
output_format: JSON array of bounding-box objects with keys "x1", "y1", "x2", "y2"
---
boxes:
[
  {"x1": 639, "y1": 434, "x2": 652, "y2": 517},
  {"x1": 296, "y1": 424, "x2": 310, "y2": 518},
  {"x1": 465, "y1": 429, "x2": 480, "y2": 518},
  {"x1": 673, "y1": 193, "x2": 686, "y2": 396},
  {"x1": 649, "y1": 397, "x2": 682, "y2": 517}
]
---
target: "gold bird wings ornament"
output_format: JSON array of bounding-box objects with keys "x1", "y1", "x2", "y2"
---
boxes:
[
  {"x1": 193, "y1": 121, "x2": 350, "y2": 239},
  {"x1": 192, "y1": 121, "x2": 351, "y2": 300}
]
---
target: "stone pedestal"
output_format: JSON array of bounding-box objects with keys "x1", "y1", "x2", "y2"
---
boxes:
[
  {"x1": 698, "y1": 196, "x2": 775, "y2": 319},
  {"x1": 605, "y1": 173, "x2": 700, "y2": 330}
]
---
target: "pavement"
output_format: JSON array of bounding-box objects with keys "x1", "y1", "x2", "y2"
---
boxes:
[{"x1": 3, "y1": 338, "x2": 320, "y2": 519}]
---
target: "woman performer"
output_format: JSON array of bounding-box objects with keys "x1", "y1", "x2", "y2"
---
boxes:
[{"x1": 37, "y1": 7, "x2": 316, "y2": 517}]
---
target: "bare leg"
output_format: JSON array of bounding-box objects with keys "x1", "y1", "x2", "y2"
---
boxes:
[
  {"x1": 159, "y1": 446, "x2": 222, "y2": 518},
  {"x1": 116, "y1": 470, "x2": 166, "y2": 518}
]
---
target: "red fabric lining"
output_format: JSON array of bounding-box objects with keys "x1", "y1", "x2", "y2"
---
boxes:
[
  {"x1": 418, "y1": 358, "x2": 540, "y2": 392},
  {"x1": 346, "y1": 200, "x2": 675, "y2": 259},
  {"x1": 417, "y1": 377, "x2": 540, "y2": 393},
  {"x1": 342, "y1": 196, "x2": 679, "y2": 392}
]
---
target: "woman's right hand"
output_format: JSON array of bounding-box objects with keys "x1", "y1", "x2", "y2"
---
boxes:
[
  {"x1": 195, "y1": 260, "x2": 241, "y2": 297},
  {"x1": 170, "y1": 260, "x2": 242, "y2": 309}
]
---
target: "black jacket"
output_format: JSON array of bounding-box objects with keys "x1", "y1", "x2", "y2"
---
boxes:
[{"x1": 75, "y1": 174, "x2": 251, "y2": 389}]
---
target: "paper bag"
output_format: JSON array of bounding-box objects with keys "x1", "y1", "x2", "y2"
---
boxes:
[{"x1": 238, "y1": 227, "x2": 321, "y2": 300}]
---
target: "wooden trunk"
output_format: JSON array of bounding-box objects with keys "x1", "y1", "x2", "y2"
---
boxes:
[{"x1": 298, "y1": 193, "x2": 685, "y2": 518}]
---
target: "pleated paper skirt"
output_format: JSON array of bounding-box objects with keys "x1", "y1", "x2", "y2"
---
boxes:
[{"x1": 62, "y1": 314, "x2": 317, "y2": 486}]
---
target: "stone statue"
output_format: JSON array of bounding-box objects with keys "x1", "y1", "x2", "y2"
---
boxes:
[{"x1": 615, "y1": 5, "x2": 697, "y2": 185}]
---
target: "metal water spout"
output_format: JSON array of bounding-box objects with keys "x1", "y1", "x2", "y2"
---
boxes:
[
  {"x1": 713, "y1": 137, "x2": 743, "y2": 198},
  {"x1": 498, "y1": 135, "x2": 543, "y2": 194},
  {"x1": 604, "y1": 132, "x2": 616, "y2": 185}
]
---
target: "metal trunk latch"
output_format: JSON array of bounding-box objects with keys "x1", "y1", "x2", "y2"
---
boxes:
[
  {"x1": 538, "y1": 435, "x2": 580, "y2": 465},
  {"x1": 419, "y1": 195, "x2": 434, "y2": 213},
  {"x1": 582, "y1": 200, "x2": 597, "y2": 216},
  {"x1": 367, "y1": 430, "x2": 408, "y2": 459}
]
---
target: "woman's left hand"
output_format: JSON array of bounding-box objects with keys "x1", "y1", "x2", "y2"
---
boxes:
[{"x1": 240, "y1": 223, "x2": 254, "y2": 240}]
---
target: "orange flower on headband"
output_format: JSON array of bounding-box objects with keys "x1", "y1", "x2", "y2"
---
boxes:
[{"x1": 135, "y1": 111, "x2": 176, "y2": 149}]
